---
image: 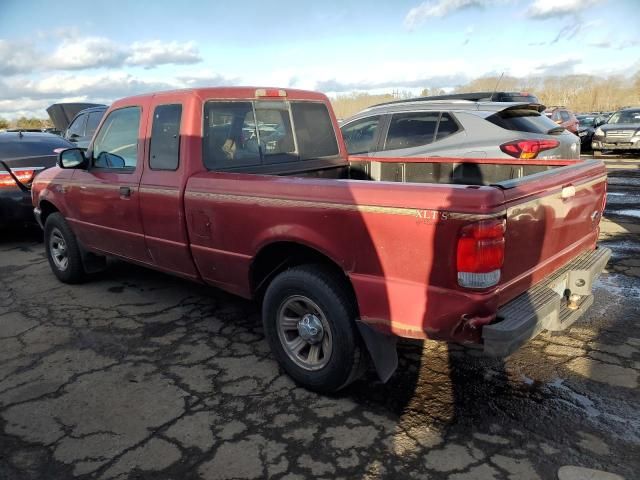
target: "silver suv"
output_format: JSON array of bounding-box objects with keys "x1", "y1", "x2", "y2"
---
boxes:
[{"x1": 340, "y1": 100, "x2": 580, "y2": 160}]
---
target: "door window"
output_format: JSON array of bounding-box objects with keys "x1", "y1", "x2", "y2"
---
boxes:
[
  {"x1": 92, "y1": 107, "x2": 141, "y2": 170},
  {"x1": 150, "y1": 104, "x2": 182, "y2": 170},
  {"x1": 85, "y1": 111, "x2": 103, "y2": 139},
  {"x1": 384, "y1": 112, "x2": 439, "y2": 150},
  {"x1": 341, "y1": 116, "x2": 380, "y2": 154},
  {"x1": 560, "y1": 110, "x2": 571, "y2": 122},
  {"x1": 66, "y1": 114, "x2": 87, "y2": 139}
]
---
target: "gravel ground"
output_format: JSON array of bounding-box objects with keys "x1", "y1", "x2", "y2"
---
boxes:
[{"x1": 0, "y1": 155, "x2": 638, "y2": 480}]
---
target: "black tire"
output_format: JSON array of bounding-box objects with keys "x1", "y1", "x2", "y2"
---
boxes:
[
  {"x1": 262, "y1": 265, "x2": 364, "y2": 393},
  {"x1": 44, "y1": 213, "x2": 86, "y2": 284}
]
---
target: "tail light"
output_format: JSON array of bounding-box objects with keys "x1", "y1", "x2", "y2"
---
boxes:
[
  {"x1": 500, "y1": 139, "x2": 560, "y2": 159},
  {"x1": 457, "y1": 218, "x2": 506, "y2": 289},
  {"x1": 0, "y1": 168, "x2": 36, "y2": 188}
]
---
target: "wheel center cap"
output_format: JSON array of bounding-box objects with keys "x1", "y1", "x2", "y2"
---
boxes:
[{"x1": 297, "y1": 314, "x2": 324, "y2": 344}]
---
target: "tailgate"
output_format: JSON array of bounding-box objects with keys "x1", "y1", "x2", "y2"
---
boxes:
[{"x1": 496, "y1": 159, "x2": 607, "y2": 306}]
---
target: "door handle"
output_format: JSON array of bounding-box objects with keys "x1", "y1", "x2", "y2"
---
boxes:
[{"x1": 119, "y1": 186, "x2": 131, "y2": 198}]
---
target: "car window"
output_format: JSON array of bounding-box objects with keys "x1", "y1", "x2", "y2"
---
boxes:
[
  {"x1": 290, "y1": 102, "x2": 339, "y2": 160},
  {"x1": 435, "y1": 113, "x2": 460, "y2": 141},
  {"x1": 85, "y1": 111, "x2": 103, "y2": 139},
  {"x1": 203, "y1": 101, "x2": 261, "y2": 169},
  {"x1": 384, "y1": 112, "x2": 439, "y2": 150},
  {"x1": 150, "y1": 104, "x2": 182, "y2": 170},
  {"x1": 341, "y1": 116, "x2": 381, "y2": 154},
  {"x1": 254, "y1": 101, "x2": 297, "y2": 164},
  {"x1": 486, "y1": 109, "x2": 561, "y2": 134},
  {"x1": 66, "y1": 114, "x2": 87, "y2": 138},
  {"x1": 92, "y1": 107, "x2": 141, "y2": 169},
  {"x1": 560, "y1": 110, "x2": 570, "y2": 122}
]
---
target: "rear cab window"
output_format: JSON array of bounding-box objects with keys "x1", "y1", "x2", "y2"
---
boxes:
[
  {"x1": 203, "y1": 100, "x2": 339, "y2": 172},
  {"x1": 486, "y1": 109, "x2": 562, "y2": 134}
]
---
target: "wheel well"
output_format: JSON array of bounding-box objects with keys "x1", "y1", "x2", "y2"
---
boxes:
[
  {"x1": 251, "y1": 242, "x2": 357, "y2": 305},
  {"x1": 39, "y1": 200, "x2": 59, "y2": 225}
]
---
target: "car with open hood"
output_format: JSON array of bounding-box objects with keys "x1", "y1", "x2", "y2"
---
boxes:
[{"x1": 46, "y1": 103, "x2": 107, "y2": 149}]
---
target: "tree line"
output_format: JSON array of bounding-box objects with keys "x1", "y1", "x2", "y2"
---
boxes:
[
  {"x1": 331, "y1": 72, "x2": 640, "y2": 119},
  {"x1": 2, "y1": 72, "x2": 638, "y2": 128}
]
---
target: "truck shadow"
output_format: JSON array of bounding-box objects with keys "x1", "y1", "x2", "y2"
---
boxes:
[{"x1": 345, "y1": 161, "x2": 547, "y2": 474}]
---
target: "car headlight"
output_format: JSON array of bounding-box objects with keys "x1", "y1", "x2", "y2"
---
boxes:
[{"x1": 594, "y1": 127, "x2": 604, "y2": 136}]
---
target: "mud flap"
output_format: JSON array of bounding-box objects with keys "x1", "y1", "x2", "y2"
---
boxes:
[{"x1": 356, "y1": 321, "x2": 398, "y2": 383}]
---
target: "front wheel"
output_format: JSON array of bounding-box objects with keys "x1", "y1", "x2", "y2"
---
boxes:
[
  {"x1": 262, "y1": 265, "x2": 365, "y2": 393},
  {"x1": 44, "y1": 213, "x2": 85, "y2": 283}
]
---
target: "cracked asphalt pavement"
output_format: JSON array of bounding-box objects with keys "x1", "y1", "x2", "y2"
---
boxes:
[{"x1": 1, "y1": 156, "x2": 639, "y2": 480}]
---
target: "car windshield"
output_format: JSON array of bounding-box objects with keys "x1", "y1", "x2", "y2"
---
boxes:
[{"x1": 607, "y1": 110, "x2": 640, "y2": 125}]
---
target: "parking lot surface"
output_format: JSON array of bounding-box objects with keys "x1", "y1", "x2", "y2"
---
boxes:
[{"x1": 1, "y1": 155, "x2": 639, "y2": 480}]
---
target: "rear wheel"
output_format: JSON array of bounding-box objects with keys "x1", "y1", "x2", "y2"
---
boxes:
[
  {"x1": 262, "y1": 265, "x2": 364, "y2": 393},
  {"x1": 44, "y1": 213, "x2": 85, "y2": 283}
]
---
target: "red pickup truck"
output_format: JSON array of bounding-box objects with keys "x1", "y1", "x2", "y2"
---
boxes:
[{"x1": 32, "y1": 87, "x2": 610, "y2": 392}]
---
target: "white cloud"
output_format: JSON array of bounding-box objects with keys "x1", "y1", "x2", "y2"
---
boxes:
[
  {"x1": 48, "y1": 37, "x2": 127, "y2": 70},
  {"x1": 404, "y1": 0, "x2": 503, "y2": 29},
  {"x1": 0, "y1": 35, "x2": 203, "y2": 75},
  {"x1": 127, "y1": 41, "x2": 202, "y2": 68},
  {"x1": 527, "y1": 0, "x2": 601, "y2": 19},
  {"x1": 0, "y1": 40, "x2": 42, "y2": 75}
]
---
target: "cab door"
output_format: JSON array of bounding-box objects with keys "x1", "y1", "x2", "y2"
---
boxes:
[{"x1": 66, "y1": 103, "x2": 150, "y2": 262}]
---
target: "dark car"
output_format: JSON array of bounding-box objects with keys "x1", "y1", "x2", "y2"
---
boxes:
[
  {"x1": 47, "y1": 103, "x2": 107, "y2": 149},
  {"x1": 0, "y1": 131, "x2": 74, "y2": 228},
  {"x1": 591, "y1": 107, "x2": 640, "y2": 156},
  {"x1": 576, "y1": 114, "x2": 607, "y2": 152}
]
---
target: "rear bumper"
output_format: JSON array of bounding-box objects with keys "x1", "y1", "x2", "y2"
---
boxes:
[
  {"x1": 482, "y1": 247, "x2": 611, "y2": 356},
  {"x1": 0, "y1": 189, "x2": 35, "y2": 227}
]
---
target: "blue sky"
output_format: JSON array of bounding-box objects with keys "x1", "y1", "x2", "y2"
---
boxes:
[{"x1": 0, "y1": 0, "x2": 638, "y2": 118}]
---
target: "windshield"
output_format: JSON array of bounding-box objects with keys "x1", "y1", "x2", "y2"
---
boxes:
[{"x1": 608, "y1": 110, "x2": 640, "y2": 125}]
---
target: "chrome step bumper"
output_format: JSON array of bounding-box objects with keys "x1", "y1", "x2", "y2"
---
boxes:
[{"x1": 482, "y1": 247, "x2": 611, "y2": 357}]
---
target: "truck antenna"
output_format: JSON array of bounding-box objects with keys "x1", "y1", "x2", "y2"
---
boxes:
[{"x1": 490, "y1": 73, "x2": 504, "y2": 101}]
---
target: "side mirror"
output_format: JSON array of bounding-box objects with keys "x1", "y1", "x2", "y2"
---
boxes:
[{"x1": 58, "y1": 148, "x2": 87, "y2": 169}]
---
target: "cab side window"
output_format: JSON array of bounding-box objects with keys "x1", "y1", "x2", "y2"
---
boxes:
[
  {"x1": 341, "y1": 116, "x2": 381, "y2": 154},
  {"x1": 66, "y1": 114, "x2": 87, "y2": 140},
  {"x1": 150, "y1": 104, "x2": 182, "y2": 170},
  {"x1": 92, "y1": 107, "x2": 141, "y2": 170}
]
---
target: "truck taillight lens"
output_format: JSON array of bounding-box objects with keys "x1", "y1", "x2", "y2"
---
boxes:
[
  {"x1": 0, "y1": 169, "x2": 35, "y2": 188},
  {"x1": 255, "y1": 88, "x2": 287, "y2": 98},
  {"x1": 457, "y1": 218, "x2": 505, "y2": 289},
  {"x1": 500, "y1": 139, "x2": 559, "y2": 159}
]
